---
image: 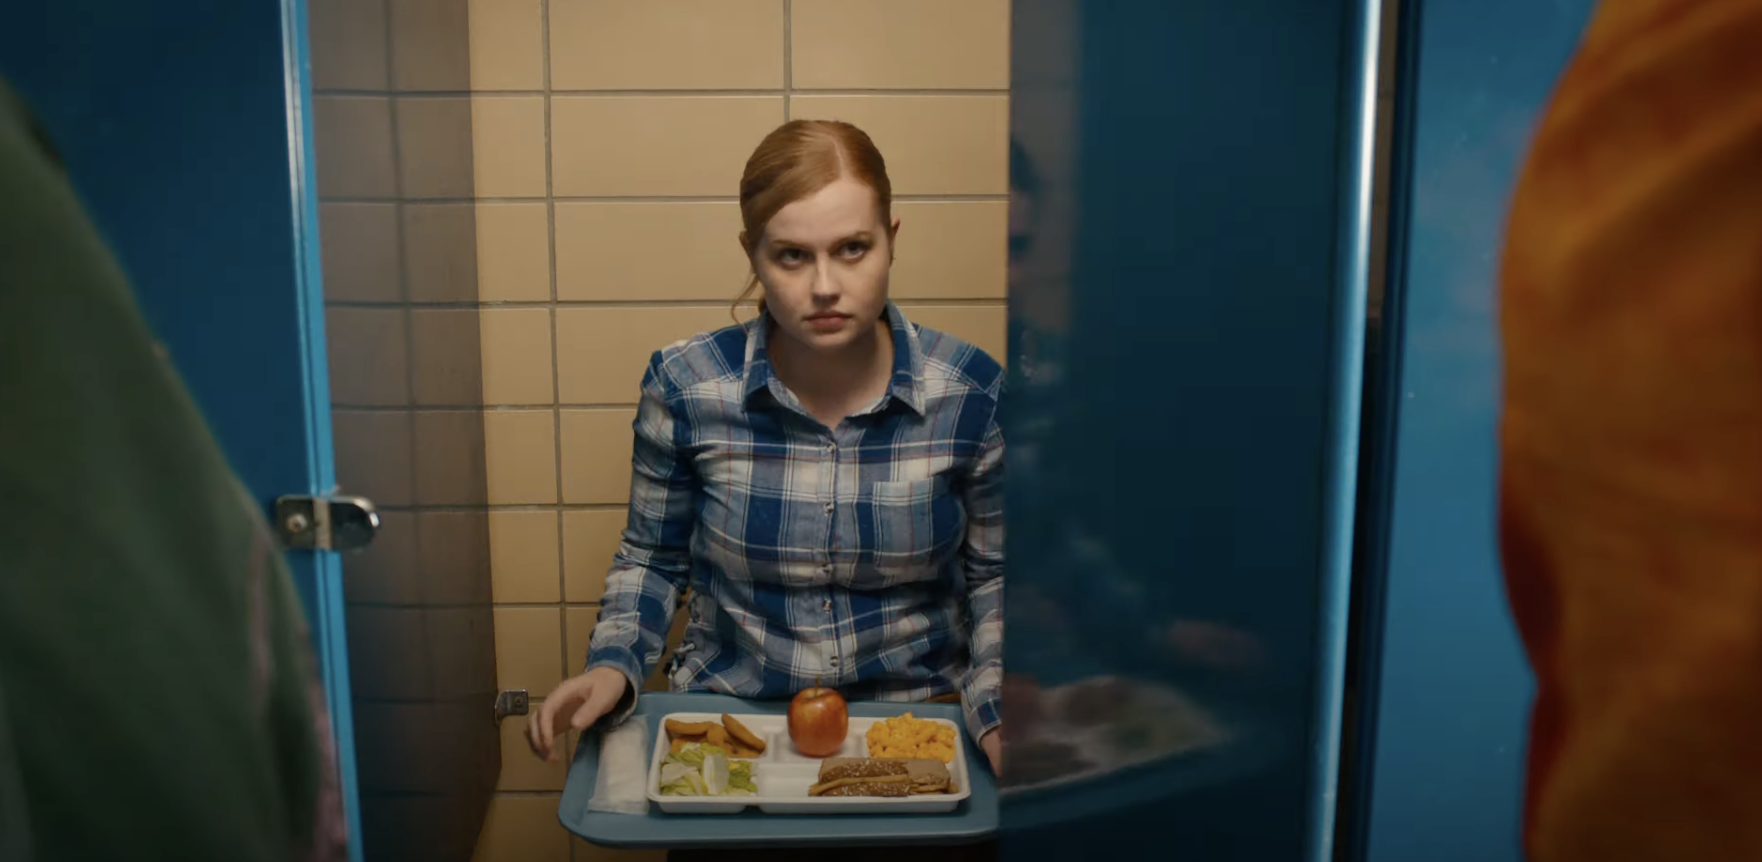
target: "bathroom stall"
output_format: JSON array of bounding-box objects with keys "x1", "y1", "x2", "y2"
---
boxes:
[{"x1": 0, "y1": 0, "x2": 1595, "y2": 859}]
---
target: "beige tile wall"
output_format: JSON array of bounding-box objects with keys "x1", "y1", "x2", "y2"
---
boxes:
[
  {"x1": 314, "y1": 2, "x2": 1009, "y2": 861},
  {"x1": 314, "y1": 0, "x2": 506, "y2": 859}
]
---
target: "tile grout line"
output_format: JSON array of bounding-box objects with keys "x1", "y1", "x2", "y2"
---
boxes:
[
  {"x1": 376, "y1": 0, "x2": 429, "y2": 709},
  {"x1": 373, "y1": 503, "x2": 627, "y2": 513},
  {"x1": 315, "y1": 87, "x2": 1010, "y2": 98},
  {"x1": 539, "y1": 6, "x2": 575, "y2": 822},
  {"x1": 335, "y1": 403, "x2": 645, "y2": 412},
  {"x1": 376, "y1": 16, "x2": 417, "y2": 427},
  {"x1": 325, "y1": 296, "x2": 1009, "y2": 309},
  {"x1": 317, "y1": 193, "x2": 1011, "y2": 204},
  {"x1": 352, "y1": 601, "x2": 607, "y2": 611},
  {"x1": 783, "y1": 0, "x2": 793, "y2": 120}
]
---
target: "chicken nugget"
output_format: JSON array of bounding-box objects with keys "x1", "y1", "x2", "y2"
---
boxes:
[
  {"x1": 720, "y1": 714, "x2": 768, "y2": 753},
  {"x1": 665, "y1": 719, "x2": 716, "y2": 738},
  {"x1": 705, "y1": 725, "x2": 732, "y2": 749}
]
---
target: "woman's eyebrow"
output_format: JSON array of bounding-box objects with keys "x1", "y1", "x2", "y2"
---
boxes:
[
  {"x1": 768, "y1": 230, "x2": 875, "y2": 248},
  {"x1": 827, "y1": 230, "x2": 876, "y2": 246}
]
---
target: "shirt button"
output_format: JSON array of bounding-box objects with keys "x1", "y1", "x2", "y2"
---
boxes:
[
  {"x1": 830, "y1": 656, "x2": 840, "y2": 668},
  {"x1": 825, "y1": 441, "x2": 837, "y2": 452},
  {"x1": 823, "y1": 598, "x2": 832, "y2": 611},
  {"x1": 823, "y1": 501, "x2": 835, "y2": 514}
]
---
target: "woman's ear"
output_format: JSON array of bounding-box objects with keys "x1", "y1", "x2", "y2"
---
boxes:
[
  {"x1": 890, "y1": 216, "x2": 902, "y2": 238},
  {"x1": 738, "y1": 230, "x2": 751, "y2": 256}
]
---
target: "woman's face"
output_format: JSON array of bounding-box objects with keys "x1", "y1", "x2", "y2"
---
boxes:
[{"x1": 746, "y1": 177, "x2": 900, "y2": 354}]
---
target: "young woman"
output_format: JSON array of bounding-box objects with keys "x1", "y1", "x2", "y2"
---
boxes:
[{"x1": 527, "y1": 121, "x2": 1004, "y2": 789}]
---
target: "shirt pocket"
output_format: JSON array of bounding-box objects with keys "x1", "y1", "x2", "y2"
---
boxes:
[{"x1": 861, "y1": 474, "x2": 965, "y2": 583}]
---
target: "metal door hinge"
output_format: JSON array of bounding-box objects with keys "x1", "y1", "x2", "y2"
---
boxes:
[
  {"x1": 274, "y1": 494, "x2": 380, "y2": 552},
  {"x1": 495, "y1": 690, "x2": 529, "y2": 725}
]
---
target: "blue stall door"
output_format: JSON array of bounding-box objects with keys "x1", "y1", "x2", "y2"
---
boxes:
[
  {"x1": 1004, "y1": 0, "x2": 1381, "y2": 859},
  {"x1": 1348, "y1": 2, "x2": 1596, "y2": 862}
]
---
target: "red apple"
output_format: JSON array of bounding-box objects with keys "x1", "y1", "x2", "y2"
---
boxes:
[{"x1": 787, "y1": 687, "x2": 849, "y2": 757}]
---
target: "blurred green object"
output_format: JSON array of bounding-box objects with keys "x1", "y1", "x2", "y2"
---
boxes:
[{"x1": 0, "y1": 78, "x2": 344, "y2": 862}]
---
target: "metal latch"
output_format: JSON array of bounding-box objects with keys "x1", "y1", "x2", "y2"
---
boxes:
[
  {"x1": 274, "y1": 494, "x2": 380, "y2": 552},
  {"x1": 495, "y1": 690, "x2": 529, "y2": 725}
]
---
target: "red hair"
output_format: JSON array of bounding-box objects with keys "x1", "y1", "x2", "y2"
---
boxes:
[{"x1": 733, "y1": 119, "x2": 894, "y2": 318}]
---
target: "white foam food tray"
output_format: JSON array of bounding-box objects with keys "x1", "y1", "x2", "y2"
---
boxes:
[{"x1": 646, "y1": 711, "x2": 972, "y2": 815}]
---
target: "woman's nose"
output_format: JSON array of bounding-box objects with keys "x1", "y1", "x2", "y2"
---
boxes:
[{"x1": 810, "y1": 262, "x2": 841, "y2": 299}]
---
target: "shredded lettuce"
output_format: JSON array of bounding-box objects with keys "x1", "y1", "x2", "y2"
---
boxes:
[
  {"x1": 659, "y1": 743, "x2": 756, "y2": 796},
  {"x1": 668, "y1": 742, "x2": 726, "y2": 766},
  {"x1": 727, "y1": 760, "x2": 756, "y2": 793}
]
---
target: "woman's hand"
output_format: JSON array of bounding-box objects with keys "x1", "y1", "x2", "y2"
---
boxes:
[
  {"x1": 979, "y1": 727, "x2": 1002, "y2": 776},
  {"x1": 527, "y1": 666, "x2": 630, "y2": 763}
]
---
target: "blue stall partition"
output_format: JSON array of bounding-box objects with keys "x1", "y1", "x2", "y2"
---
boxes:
[
  {"x1": 1003, "y1": 0, "x2": 1381, "y2": 858},
  {"x1": 1348, "y1": 2, "x2": 1595, "y2": 861}
]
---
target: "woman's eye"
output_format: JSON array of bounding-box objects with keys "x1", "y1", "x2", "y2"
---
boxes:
[
  {"x1": 839, "y1": 242, "x2": 869, "y2": 259},
  {"x1": 777, "y1": 248, "x2": 805, "y2": 265}
]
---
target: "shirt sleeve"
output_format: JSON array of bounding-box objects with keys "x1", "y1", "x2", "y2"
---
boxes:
[
  {"x1": 585, "y1": 351, "x2": 697, "y2": 726},
  {"x1": 959, "y1": 407, "x2": 1005, "y2": 743}
]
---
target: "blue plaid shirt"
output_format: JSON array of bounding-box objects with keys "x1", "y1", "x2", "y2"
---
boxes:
[{"x1": 586, "y1": 302, "x2": 1004, "y2": 742}]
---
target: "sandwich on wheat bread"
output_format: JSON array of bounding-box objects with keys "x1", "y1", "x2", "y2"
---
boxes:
[{"x1": 808, "y1": 758, "x2": 957, "y2": 797}]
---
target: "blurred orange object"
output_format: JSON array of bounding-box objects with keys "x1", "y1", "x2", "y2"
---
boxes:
[{"x1": 1499, "y1": 2, "x2": 1762, "y2": 861}]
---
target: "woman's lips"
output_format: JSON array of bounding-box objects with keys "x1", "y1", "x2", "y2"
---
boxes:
[{"x1": 806, "y1": 313, "x2": 850, "y2": 332}]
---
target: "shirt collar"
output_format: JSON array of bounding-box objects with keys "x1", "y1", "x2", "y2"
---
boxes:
[{"x1": 741, "y1": 301, "x2": 926, "y2": 416}]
